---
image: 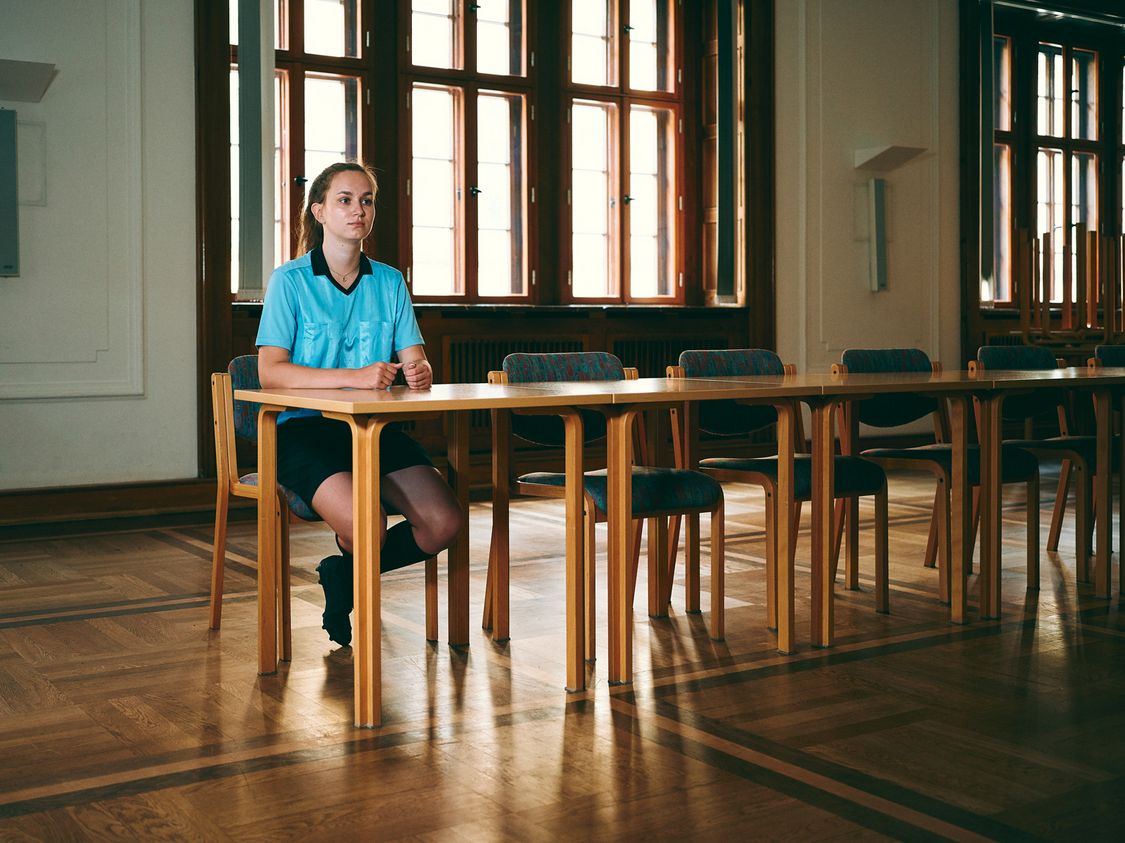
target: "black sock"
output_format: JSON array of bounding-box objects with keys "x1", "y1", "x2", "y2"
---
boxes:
[{"x1": 381, "y1": 521, "x2": 431, "y2": 572}]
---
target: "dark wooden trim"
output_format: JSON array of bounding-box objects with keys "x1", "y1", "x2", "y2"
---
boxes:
[
  {"x1": 745, "y1": 0, "x2": 775, "y2": 347},
  {"x1": 195, "y1": 0, "x2": 234, "y2": 479},
  {"x1": 0, "y1": 479, "x2": 240, "y2": 528},
  {"x1": 959, "y1": 0, "x2": 983, "y2": 365}
]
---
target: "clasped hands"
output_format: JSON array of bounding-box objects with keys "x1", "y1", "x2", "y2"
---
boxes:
[{"x1": 352, "y1": 359, "x2": 433, "y2": 390}]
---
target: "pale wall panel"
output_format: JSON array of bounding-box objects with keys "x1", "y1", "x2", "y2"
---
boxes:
[
  {"x1": 775, "y1": 0, "x2": 960, "y2": 375},
  {"x1": 0, "y1": 0, "x2": 197, "y2": 489}
]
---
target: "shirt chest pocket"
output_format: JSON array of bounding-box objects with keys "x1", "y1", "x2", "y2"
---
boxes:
[{"x1": 347, "y1": 320, "x2": 393, "y2": 368}]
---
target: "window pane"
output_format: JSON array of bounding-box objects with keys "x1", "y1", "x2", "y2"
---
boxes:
[
  {"x1": 993, "y1": 36, "x2": 1010, "y2": 132},
  {"x1": 1070, "y1": 151, "x2": 1097, "y2": 298},
  {"x1": 572, "y1": 1, "x2": 613, "y2": 86},
  {"x1": 1037, "y1": 43, "x2": 1064, "y2": 137},
  {"x1": 988, "y1": 143, "x2": 1012, "y2": 303},
  {"x1": 1037, "y1": 148, "x2": 1064, "y2": 300},
  {"x1": 477, "y1": 93, "x2": 527, "y2": 297},
  {"x1": 304, "y1": 74, "x2": 359, "y2": 186},
  {"x1": 1070, "y1": 48, "x2": 1097, "y2": 140},
  {"x1": 412, "y1": 85, "x2": 459, "y2": 296},
  {"x1": 571, "y1": 101, "x2": 616, "y2": 297},
  {"x1": 230, "y1": 67, "x2": 286, "y2": 296},
  {"x1": 413, "y1": 1, "x2": 458, "y2": 70},
  {"x1": 412, "y1": 227, "x2": 455, "y2": 296},
  {"x1": 304, "y1": 0, "x2": 359, "y2": 57},
  {"x1": 629, "y1": 105, "x2": 675, "y2": 297},
  {"x1": 477, "y1": 1, "x2": 524, "y2": 76},
  {"x1": 229, "y1": 0, "x2": 284, "y2": 49},
  {"x1": 629, "y1": 0, "x2": 672, "y2": 92}
]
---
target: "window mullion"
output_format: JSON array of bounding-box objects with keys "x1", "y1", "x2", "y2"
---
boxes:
[{"x1": 464, "y1": 84, "x2": 479, "y2": 301}]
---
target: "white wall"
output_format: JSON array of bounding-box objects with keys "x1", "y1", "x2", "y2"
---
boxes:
[
  {"x1": 775, "y1": 0, "x2": 961, "y2": 375},
  {"x1": 0, "y1": 0, "x2": 197, "y2": 489}
]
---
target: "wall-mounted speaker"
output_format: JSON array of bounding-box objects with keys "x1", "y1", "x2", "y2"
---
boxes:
[
  {"x1": 0, "y1": 109, "x2": 18, "y2": 277},
  {"x1": 867, "y1": 177, "x2": 886, "y2": 292}
]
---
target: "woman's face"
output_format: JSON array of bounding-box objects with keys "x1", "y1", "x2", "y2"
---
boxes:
[{"x1": 312, "y1": 170, "x2": 376, "y2": 245}]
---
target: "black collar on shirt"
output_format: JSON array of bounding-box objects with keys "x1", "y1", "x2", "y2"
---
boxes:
[{"x1": 311, "y1": 247, "x2": 373, "y2": 296}]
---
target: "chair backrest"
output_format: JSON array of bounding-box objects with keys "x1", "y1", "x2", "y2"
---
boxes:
[
  {"x1": 976, "y1": 344, "x2": 1063, "y2": 422},
  {"x1": 677, "y1": 348, "x2": 783, "y2": 436},
  {"x1": 502, "y1": 351, "x2": 625, "y2": 383},
  {"x1": 229, "y1": 354, "x2": 262, "y2": 442},
  {"x1": 1094, "y1": 344, "x2": 1125, "y2": 367},
  {"x1": 501, "y1": 351, "x2": 624, "y2": 446},
  {"x1": 839, "y1": 348, "x2": 938, "y2": 429},
  {"x1": 976, "y1": 344, "x2": 1058, "y2": 371}
]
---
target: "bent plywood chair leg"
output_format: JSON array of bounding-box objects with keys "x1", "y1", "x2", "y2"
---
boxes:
[
  {"x1": 938, "y1": 479, "x2": 952, "y2": 604},
  {"x1": 765, "y1": 491, "x2": 777, "y2": 631},
  {"x1": 875, "y1": 486, "x2": 889, "y2": 614},
  {"x1": 585, "y1": 503, "x2": 597, "y2": 662},
  {"x1": 481, "y1": 544, "x2": 494, "y2": 630},
  {"x1": 845, "y1": 498, "x2": 861, "y2": 590},
  {"x1": 425, "y1": 556, "x2": 438, "y2": 642},
  {"x1": 710, "y1": 498, "x2": 725, "y2": 640},
  {"x1": 279, "y1": 500, "x2": 292, "y2": 662},
  {"x1": 1075, "y1": 464, "x2": 1091, "y2": 582},
  {"x1": 923, "y1": 484, "x2": 943, "y2": 569},
  {"x1": 831, "y1": 498, "x2": 846, "y2": 582},
  {"x1": 209, "y1": 489, "x2": 229, "y2": 631},
  {"x1": 647, "y1": 516, "x2": 669, "y2": 618},
  {"x1": 1047, "y1": 460, "x2": 1072, "y2": 552},
  {"x1": 1027, "y1": 475, "x2": 1040, "y2": 590},
  {"x1": 969, "y1": 486, "x2": 981, "y2": 575}
]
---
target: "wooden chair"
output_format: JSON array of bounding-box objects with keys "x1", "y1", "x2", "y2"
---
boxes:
[
  {"x1": 973, "y1": 344, "x2": 1098, "y2": 582},
  {"x1": 210, "y1": 355, "x2": 439, "y2": 655},
  {"x1": 669, "y1": 348, "x2": 889, "y2": 625},
  {"x1": 485, "y1": 351, "x2": 726, "y2": 655},
  {"x1": 836, "y1": 348, "x2": 1040, "y2": 597}
]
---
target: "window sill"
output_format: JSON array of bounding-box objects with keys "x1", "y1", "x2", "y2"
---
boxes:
[{"x1": 234, "y1": 301, "x2": 749, "y2": 317}]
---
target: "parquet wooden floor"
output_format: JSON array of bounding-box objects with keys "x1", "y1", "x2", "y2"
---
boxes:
[{"x1": 0, "y1": 468, "x2": 1122, "y2": 841}]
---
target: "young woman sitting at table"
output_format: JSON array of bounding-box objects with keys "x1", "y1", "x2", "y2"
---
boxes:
[{"x1": 255, "y1": 161, "x2": 461, "y2": 648}]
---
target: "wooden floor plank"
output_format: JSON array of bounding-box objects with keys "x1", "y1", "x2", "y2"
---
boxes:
[{"x1": 0, "y1": 468, "x2": 1121, "y2": 839}]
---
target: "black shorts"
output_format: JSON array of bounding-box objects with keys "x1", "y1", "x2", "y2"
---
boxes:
[{"x1": 276, "y1": 415, "x2": 433, "y2": 510}]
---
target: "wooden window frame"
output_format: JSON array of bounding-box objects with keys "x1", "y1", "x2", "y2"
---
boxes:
[
  {"x1": 398, "y1": 0, "x2": 537, "y2": 303},
  {"x1": 560, "y1": 0, "x2": 685, "y2": 305},
  {"x1": 976, "y1": 5, "x2": 1124, "y2": 315}
]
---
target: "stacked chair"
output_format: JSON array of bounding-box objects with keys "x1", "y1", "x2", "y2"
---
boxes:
[
  {"x1": 834, "y1": 348, "x2": 1040, "y2": 597},
  {"x1": 668, "y1": 348, "x2": 889, "y2": 623}
]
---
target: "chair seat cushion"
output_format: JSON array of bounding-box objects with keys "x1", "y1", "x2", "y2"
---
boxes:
[
  {"x1": 1000, "y1": 435, "x2": 1106, "y2": 468},
  {"x1": 519, "y1": 466, "x2": 722, "y2": 515},
  {"x1": 698, "y1": 454, "x2": 885, "y2": 498},
  {"x1": 240, "y1": 474, "x2": 320, "y2": 521},
  {"x1": 860, "y1": 444, "x2": 1038, "y2": 484}
]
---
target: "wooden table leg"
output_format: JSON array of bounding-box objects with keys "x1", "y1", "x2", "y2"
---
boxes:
[
  {"x1": 349, "y1": 416, "x2": 382, "y2": 728},
  {"x1": 562, "y1": 410, "x2": 585, "y2": 691},
  {"x1": 979, "y1": 394, "x2": 1003, "y2": 619},
  {"x1": 1094, "y1": 389, "x2": 1112, "y2": 598},
  {"x1": 606, "y1": 407, "x2": 636, "y2": 685},
  {"x1": 775, "y1": 401, "x2": 797, "y2": 654},
  {"x1": 256, "y1": 407, "x2": 281, "y2": 675},
  {"x1": 447, "y1": 410, "x2": 470, "y2": 646},
  {"x1": 487, "y1": 408, "x2": 511, "y2": 639},
  {"x1": 810, "y1": 400, "x2": 835, "y2": 648},
  {"x1": 947, "y1": 395, "x2": 972, "y2": 624}
]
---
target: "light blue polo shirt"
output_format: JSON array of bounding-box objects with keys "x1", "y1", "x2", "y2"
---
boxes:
[{"x1": 256, "y1": 248, "x2": 425, "y2": 423}]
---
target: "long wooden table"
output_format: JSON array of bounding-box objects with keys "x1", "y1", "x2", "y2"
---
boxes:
[{"x1": 238, "y1": 368, "x2": 1125, "y2": 724}]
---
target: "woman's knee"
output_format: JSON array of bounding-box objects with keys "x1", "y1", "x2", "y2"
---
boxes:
[{"x1": 420, "y1": 499, "x2": 462, "y2": 552}]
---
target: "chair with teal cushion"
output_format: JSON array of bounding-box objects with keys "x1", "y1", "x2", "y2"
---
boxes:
[
  {"x1": 976, "y1": 344, "x2": 1099, "y2": 581},
  {"x1": 670, "y1": 348, "x2": 889, "y2": 627},
  {"x1": 838, "y1": 348, "x2": 1040, "y2": 596},
  {"x1": 211, "y1": 356, "x2": 439, "y2": 655},
  {"x1": 486, "y1": 351, "x2": 726, "y2": 656}
]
